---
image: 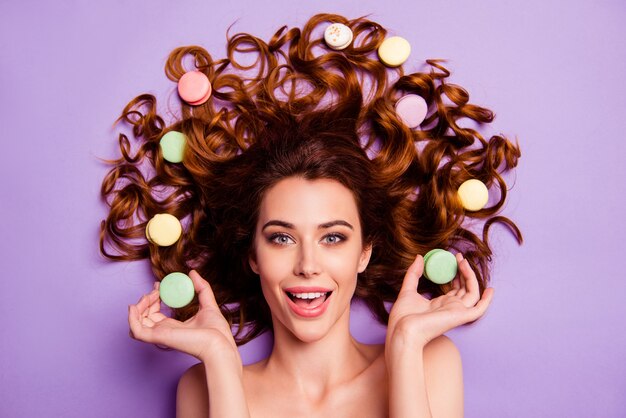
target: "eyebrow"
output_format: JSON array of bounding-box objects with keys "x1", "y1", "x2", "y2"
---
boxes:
[{"x1": 261, "y1": 219, "x2": 354, "y2": 231}]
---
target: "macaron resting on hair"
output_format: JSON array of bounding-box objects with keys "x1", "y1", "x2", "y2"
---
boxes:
[
  {"x1": 177, "y1": 70, "x2": 212, "y2": 105},
  {"x1": 377, "y1": 36, "x2": 411, "y2": 67},
  {"x1": 324, "y1": 23, "x2": 353, "y2": 50},
  {"x1": 395, "y1": 94, "x2": 428, "y2": 128},
  {"x1": 457, "y1": 179, "x2": 489, "y2": 211},
  {"x1": 145, "y1": 213, "x2": 183, "y2": 246},
  {"x1": 159, "y1": 272, "x2": 195, "y2": 308},
  {"x1": 160, "y1": 131, "x2": 187, "y2": 163}
]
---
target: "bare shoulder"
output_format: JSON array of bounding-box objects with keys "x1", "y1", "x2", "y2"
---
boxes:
[
  {"x1": 176, "y1": 362, "x2": 209, "y2": 418},
  {"x1": 424, "y1": 335, "x2": 461, "y2": 359},
  {"x1": 423, "y1": 335, "x2": 464, "y2": 417}
]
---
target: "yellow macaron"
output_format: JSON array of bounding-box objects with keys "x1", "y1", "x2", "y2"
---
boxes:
[
  {"x1": 145, "y1": 213, "x2": 182, "y2": 246},
  {"x1": 378, "y1": 36, "x2": 411, "y2": 67},
  {"x1": 457, "y1": 179, "x2": 489, "y2": 211}
]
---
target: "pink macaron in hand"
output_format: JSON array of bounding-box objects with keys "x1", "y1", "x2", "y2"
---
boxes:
[{"x1": 177, "y1": 70, "x2": 212, "y2": 105}]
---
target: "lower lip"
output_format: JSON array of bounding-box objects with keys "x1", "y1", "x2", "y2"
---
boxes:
[{"x1": 285, "y1": 292, "x2": 332, "y2": 318}]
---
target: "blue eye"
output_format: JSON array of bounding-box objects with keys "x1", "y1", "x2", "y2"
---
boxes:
[
  {"x1": 269, "y1": 233, "x2": 294, "y2": 246},
  {"x1": 323, "y1": 233, "x2": 346, "y2": 245},
  {"x1": 267, "y1": 233, "x2": 347, "y2": 246}
]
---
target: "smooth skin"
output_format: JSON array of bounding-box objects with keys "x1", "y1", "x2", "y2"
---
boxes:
[{"x1": 128, "y1": 177, "x2": 494, "y2": 418}]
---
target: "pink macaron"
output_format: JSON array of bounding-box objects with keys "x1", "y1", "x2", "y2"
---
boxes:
[
  {"x1": 394, "y1": 94, "x2": 428, "y2": 128},
  {"x1": 177, "y1": 70, "x2": 212, "y2": 105}
]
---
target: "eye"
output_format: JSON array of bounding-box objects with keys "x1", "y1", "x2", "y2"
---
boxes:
[
  {"x1": 323, "y1": 233, "x2": 346, "y2": 245},
  {"x1": 268, "y1": 233, "x2": 294, "y2": 246},
  {"x1": 267, "y1": 232, "x2": 346, "y2": 246}
]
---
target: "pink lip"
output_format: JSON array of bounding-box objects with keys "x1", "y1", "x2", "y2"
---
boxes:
[
  {"x1": 284, "y1": 286, "x2": 332, "y2": 293},
  {"x1": 284, "y1": 291, "x2": 332, "y2": 318}
]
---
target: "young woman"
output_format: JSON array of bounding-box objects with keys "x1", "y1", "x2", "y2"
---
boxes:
[{"x1": 101, "y1": 12, "x2": 522, "y2": 418}]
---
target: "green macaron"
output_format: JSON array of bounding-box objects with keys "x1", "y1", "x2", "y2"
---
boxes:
[
  {"x1": 423, "y1": 249, "x2": 458, "y2": 284},
  {"x1": 159, "y1": 272, "x2": 195, "y2": 308},
  {"x1": 159, "y1": 131, "x2": 187, "y2": 163}
]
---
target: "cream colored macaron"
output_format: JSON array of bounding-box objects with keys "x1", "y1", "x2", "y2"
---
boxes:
[
  {"x1": 458, "y1": 179, "x2": 489, "y2": 211},
  {"x1": 378, "y1": 36, "x2": 411, "y2": 67},
  {"x1": 324, "y1": 23, "x2": 353, "y2": 50},
  {"x1": 145, "y1": 213, "x2": 182, "y2": 246}
]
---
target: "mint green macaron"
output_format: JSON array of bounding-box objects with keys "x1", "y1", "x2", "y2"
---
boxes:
[
  {"x1": 423, "y1": 249, "x2": 458, "y2": 284},
  {"x1": 159, "y1": 131, "x2": 187, "y2": 163},
  {"x1": 159, "y1": 272, "x2": 195, "y2": 308}
]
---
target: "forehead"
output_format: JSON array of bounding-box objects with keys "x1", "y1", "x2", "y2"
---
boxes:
[{"x1": 258, "y1": 177, "x2": 359, "y2": 226}]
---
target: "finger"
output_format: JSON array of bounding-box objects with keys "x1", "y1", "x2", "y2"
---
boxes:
[
  {"x1": 452, "y1": 274, "x2": 461, "y2": 291},
  {"x1": 136, "y1": 289, "x2": 160, "y2": 314},
  {"x1": 458, "y1": 258, "x2": 479, "y2": 304},
  {"x1": 454, "y1": 253, "x2": 467, "y2": 296},
  {"x1": 129, "y1": 304, "x2": 155, "y2": 343},
  {"x1": 142, "y1": 316, "x2": 156, "y2": 327},
  {"x1": 400, "y1": 254, "x2": 424, "y2": 294},
  {"x1": 466, "y1": 287, "x2": 495, "y2": 322},
  {"x1": 445, "y1": 278, "x2": 460, "y2": 296},
  {"x1": 134, "y1": 295, "x2": 149, "y2": 315},
  {"x1": 149, "y1": 312, "x2": 168, "y2": 323},
  {"x1": 456, "y1": 280, "x2": 466, "y2": 298},
  {"x1": 148, "y1": 293, "x2": 162, "y2": 316},
  {"x1": 189, "y1": 270, "x2": 218, "y2": 308},
  {"x1": 448, "y1": 275, "x2": 461, "y2": 296}
]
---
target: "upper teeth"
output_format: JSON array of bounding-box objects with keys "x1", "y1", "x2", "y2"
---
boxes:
[{"x1": 288, "y1": 292, "x2": 326, "y2": 299}]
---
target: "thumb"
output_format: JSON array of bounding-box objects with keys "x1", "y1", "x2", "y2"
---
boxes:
[
  {"x1": 400, "y1": 254, "x2": 424, "y2": 294},
  {"x1": 189, "y1": 270, "x2": 218, "y2": 308}
]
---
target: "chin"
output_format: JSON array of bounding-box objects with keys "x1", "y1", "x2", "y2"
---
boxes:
[{"x1": 290, "y1": 326, "x2": 331, "y2": 344}]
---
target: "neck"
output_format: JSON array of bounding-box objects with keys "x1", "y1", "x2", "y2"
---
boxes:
[{"x1": 263, "y1": 302, "x2": 370, "y2": 400}]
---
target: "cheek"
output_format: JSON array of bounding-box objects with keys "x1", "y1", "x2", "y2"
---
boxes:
[
  {"x1": 325, "y1": 252, "x2": 361, "y2": 285},
  {"x1": 334, "y1": 244, "x2": 364, "y2": 268},
  {"x1": 255, "y1": 247, "x2": 288, "y2": 282},
  {"x1": 257, "y1": 249, "x2": 287, "y2": 279}
]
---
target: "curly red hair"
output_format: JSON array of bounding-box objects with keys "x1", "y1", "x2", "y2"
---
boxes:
[{"x1": 99, "y1": 13, "x2": 522, "y2": 346}]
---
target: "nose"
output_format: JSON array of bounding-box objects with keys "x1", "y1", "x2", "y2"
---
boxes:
[{"x1": 294, "y1": 242, "x2": 321, "y2": 278}]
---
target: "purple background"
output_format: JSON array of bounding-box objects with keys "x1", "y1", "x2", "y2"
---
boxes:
[{"x1": 1, "y1": 1, "x2": 624, "y2": 417}]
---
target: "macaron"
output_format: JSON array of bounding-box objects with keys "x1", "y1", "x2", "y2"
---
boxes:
[
  {"x1": 159, "y1": 272, "x2": 195, "y2": 308},
  {"x1": 145, "y1": 213, "x2": 182, "y2": 246},
  {"x1": 159, "y1": 131, "x2": 187, "y2": 163},
  {"x1": 324, "y1": 23, "x2": 353, "y2": 50},
  {"x1": 458, "y1": 179, "x2": 489, "y2": 211},
  {"x1": 395, "y1": 94, "x2": 428, "y2": 128},
  {"x1": 177, "y1": 70, "x2": 212, "y2": 105},
  {"x1": 378, "y1": 36, "x2": 411, "y2": 67},
  {"x1": 423, "y1": 249, "x2": 458, "y2": 284}
]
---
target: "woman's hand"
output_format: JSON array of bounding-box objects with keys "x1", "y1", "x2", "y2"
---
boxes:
[
  {"x1": 385, "y1": 252, "x2": 494, "y2": 351},
  {"x1": 128, "y1": 270, "x2": 241, "y2": 365}
]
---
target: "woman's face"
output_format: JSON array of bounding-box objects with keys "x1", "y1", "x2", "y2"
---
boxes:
[{"x1": 249, "y1": 176, "x2": 372, "y2": 343}]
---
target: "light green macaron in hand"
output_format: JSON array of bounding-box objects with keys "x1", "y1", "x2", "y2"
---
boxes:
[
  {"x1": 423, "y1": 249, "x2": 458, "y2": 284},
  {"x1": 159, "y1": 272, "x2": 195, "y2": 308}
]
